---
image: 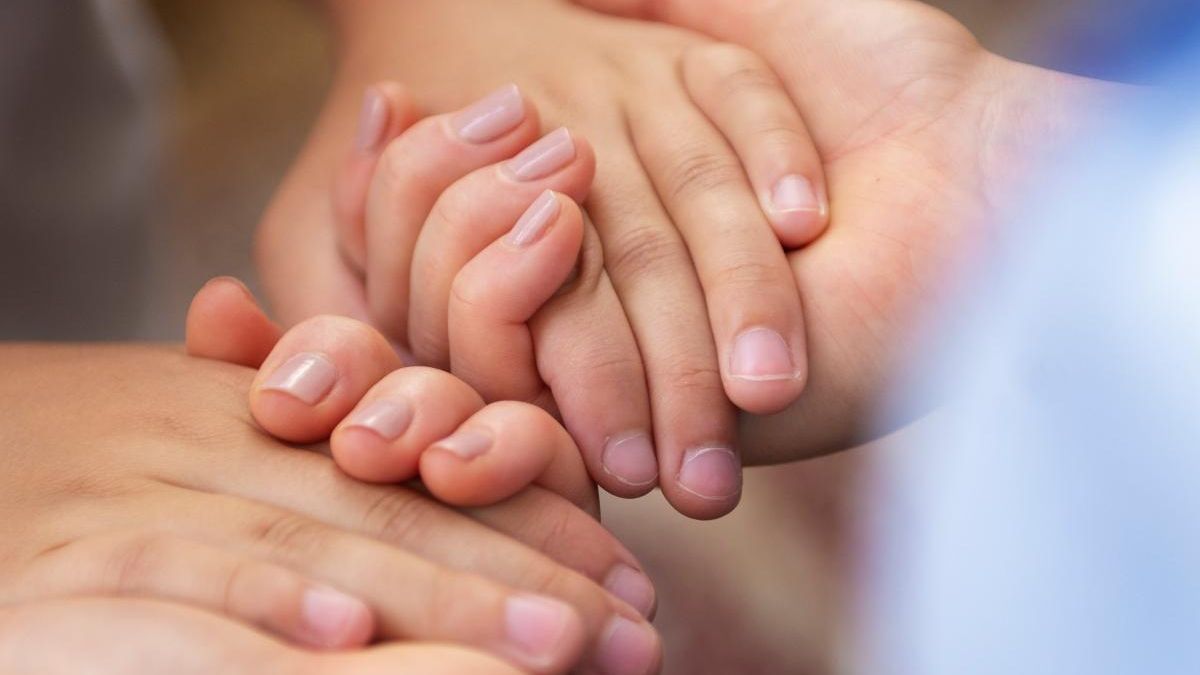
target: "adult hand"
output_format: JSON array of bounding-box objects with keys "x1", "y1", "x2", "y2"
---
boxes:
[
  {"x1": 0, "y1": 598, "x2": 519, "y2": 675},
  {"x1": 572, "y1": 0, "x2": 1122, "y2": 463},
  {"x1": 0, "y1": 343, "x2": 659, "y2": 674}
]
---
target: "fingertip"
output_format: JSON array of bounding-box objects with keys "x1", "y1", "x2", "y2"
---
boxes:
[
  {"x1": 664, "y1": 446, "x2": 743, "y2": 520},
  {"x1": 250, "y1": 316, "x2": 401, "y2": 444},
  {"x1": 762, "y1": 174, "x2": 830, "y2": 248},
  {"x1": 186, "y1": 276, "x2": 282, "y2": 368}
]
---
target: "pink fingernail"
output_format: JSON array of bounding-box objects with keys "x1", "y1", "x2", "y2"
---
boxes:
[
  {"x1": 770, "y1": 174, "x2": 821, "y2": 213},
  {"x1": 344, "y1": 399, "x2": 413, "y2": 441},
  {"x1": 433, "y1": 429, "x2": 493, "y2": 460},
  {"x1": 301, "y1": 585, "x2": 370, "y2": 648},
  {"x1": 595, "y1": 615, "x2": 659, "y2": 675},
  {"x1": 261, "y1": 352, "x2": 338, "y2": 405},
  {"x1": 354, "y1": 87, "x2": 389, "y2": 153},
  {"x1": 729, "y1": 328, "x2": 797, "y2": 381},
  {"x1": 450, "y1": 84, "x2": 526, "y2": 143},
  {"x1": 601, "y1": 433, "x2": 658, "y2": 488},
  {"x1": 505, "y1": 595, "x2": 574, "y2": 663},
  {"x1": 676, "y1": 446, "x2": 741, "y2": 501},
  {"x1": 507, "y1": 190, "x2": 561, "y2": 248},
  {"x1": 604, "y1": 565, "x2": 656, "y2": 618},
  {"x1": 504, "y1": 127, "x2": 575, "y2": 181}
]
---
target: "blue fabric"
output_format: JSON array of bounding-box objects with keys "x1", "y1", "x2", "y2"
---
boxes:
[{"x1": 861, "y1": 36, "x2": 1200, "y2": 675}]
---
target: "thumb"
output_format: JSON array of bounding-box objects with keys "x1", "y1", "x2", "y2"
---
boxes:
[{"x1": 186, "y1": 276, "x2": 283, "y2": 368}]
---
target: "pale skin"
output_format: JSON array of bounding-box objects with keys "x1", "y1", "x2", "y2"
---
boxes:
[
  {"x1": 0, "y1": 341, "x2": 660, "y2": 675},
  {"x1": 260, "y1": 0, "x2": 838, "y2": 519}
]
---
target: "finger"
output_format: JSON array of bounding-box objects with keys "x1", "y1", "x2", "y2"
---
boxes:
[
  {"x1": 629, "y1": 92, "x2": 808, "y2": 415},
  {"x1": 334, "y1": 82, "x2": 418, "y2": 271},
  {"x1": 13, "y1": 534, "x2": 374, "y2": 650},
  {"x1": 447, "y1": 191, "x2": 583, "y2": 404},
  {"x1": 178, "y1": 448, "x2": 659, "y2": 620},
  {"x1": 331, "y1": 366, "x2": 485, "y2": 484},
  {"x1": 683, "y1": 43, "x2": 829, "y2": 247},
  {"x1": 423, "y1": 401, "x2": 597, "y2": 517},
  {"x1": 364, "y1": 84, "x2": 542, "y2": 343},
  {"x1": 588, "y1": 148, "x2": 742, "y2": 519},
  {"x1": 408, "y1": 128, "x2": 596, "y2": 369},
  {"x1": 0, "y1": 598, "x2": 522, "y2": 675},
  {"x1": 529, "y1": 219, "x2": 659, "y2": 498},
  {"x1": 189, "y1": 494, "x2": 611, "y2": 674},
  {"x1": 251, "y1": 315, "x2": 402, "y2": 443},
  {"x1": 186, "y1": 277, "x2": 283, "y2": 368}
]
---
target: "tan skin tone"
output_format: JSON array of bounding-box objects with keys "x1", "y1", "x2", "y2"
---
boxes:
[
  {"x1": 262, "y1": 0, "x2": 832, "y2": 519},
  {"x1": 0, "y1": 344, "x2": 658, "y2": 674},
  {"x1": 561, "y1": 0, "x2": 1126, "y2": 462}
]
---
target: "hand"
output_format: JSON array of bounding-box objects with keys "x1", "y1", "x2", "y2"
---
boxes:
[
  {"x1": 572, "y1": 0, "x2": 1121, "y2": 463},
  {"x1": 260, "y1": 0, "x2": 836, "y2": 518},
  {"x1": 0, "y1": 598, "x2": 520, "y2": 674},
  {"x1": 0, "y1": 342, "x2": 660, "y2": 674},
  {"x1": 187, "y1": 277, "x2": 600, "y2": 518}
]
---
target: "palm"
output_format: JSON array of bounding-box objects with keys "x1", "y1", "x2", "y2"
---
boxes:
[{"x1": 578, "y1": 0, "x2": 1013, "y2": 460}]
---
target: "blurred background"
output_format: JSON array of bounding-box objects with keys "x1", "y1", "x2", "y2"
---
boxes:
[{"x1": 0, "y1": 0, "x2": 1132, "y2": 672}]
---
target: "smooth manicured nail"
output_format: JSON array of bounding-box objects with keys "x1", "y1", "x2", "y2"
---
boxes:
[
  {"x1": 604, "y1": 565, "x2": 656, "y2": 618},
  {"x1": 450, "y1": 84, "x2": 525, "y2": 143},
  {"x1": 595, "y1": 615, "x2": 659, "y2": 675},
  {"x1": 433, "y1": 429, "x2": 493, "y2": 460},
  {"x1": 730, "y1": 327, "x2": 797, "y2": 381},
  {"x1": 344, "y1": 399, "x2": 413, "y2": 441},
  {"x1": 505, "y1": 595, "x2": 574, "y2": 663},
  {"x1": 261, "y1": 353, "x2": 337, "y2": 405},
  {"x1": 354, "y1": 87, "x2": 389, "y2": 153},
  {"x1": 770, "y1": 174, "x2": 821, "y2": 213},
  {"x1": 677, "y1": 446, "x2": 741, "y2": 501},
  {"x1": 301, "y1": 585, "x2": 368, "y2": 647},
  {"x1": 507, "y1": 190, "x2": 561, "y2": 247},
  {"x1": 505, "y1": 127, "x2": 575, "y2": 181},
  {"x1": 601, "y1": 433, "x2": 658, "y2": 488}
]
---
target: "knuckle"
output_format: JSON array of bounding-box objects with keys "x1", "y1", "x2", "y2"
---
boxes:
[
  {"x1": 105, "y1": 533, "x2": 168, "y2": 594},
  {"x1": 604, "y1": 226, "x2": 687, "y2": 282},
  {"x1": 710, "y1": 258, "x2": 791, "y2": 294},
  {"x1": 661, "y1": 356, "x2": 724, "y2": 394},
  {"x1": 249, "y1": 513, "x2": 327, "y2": 560},
  {"x1": 753, "y1": 123, "x2": 812, "y2": 153},
  {"x1": 429, "y1": 188, "x2": 474, "y2": 231},
  {"x1": 664, "y1": 149, "x2": 745, "y2": 200},
  {"x1": 361, "y1": 489, "x2": 436, "y2": 545}
]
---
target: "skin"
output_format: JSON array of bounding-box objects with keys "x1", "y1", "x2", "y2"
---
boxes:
[
  {"x1": 0, "y1": 343, "x2": 660, "y2": 674},
  {"x1": 571, "y1": 0, "x2": 1127, "y2": 463},
  {"x1": 0, "y1": 598, "x2": 521, "y2": 675},
  {"x1": 260, "y1": 0, "x2": 838, "y2": 519}
]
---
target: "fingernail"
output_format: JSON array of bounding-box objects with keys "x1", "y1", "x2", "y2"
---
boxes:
[
  {"x1": 344, "y1": 399, "x2": 413, "y2": 441},
  {"x1": 507, "y1": 190, "x2": 561, "y2": 248},
  {"x1": 677, "y1": 446, "x2": 741, "y2": 501},
  {"x1": 261, "y1": 352, "x2": 338, "y2": 405},
  {"x1": 730, "y1": 327, "x2": 797, "y2": 381},
  {"x1": 770, "y1": 174, "x2": 821, "y2": 213},
  {"x1": 450, "y1": 84, "x2": 526, "y2": 143},
  {"x1": 601, "y1": 433, "x2": 658, "y2": 488},
  {"x1": 432, "y1": 429, "x2": 493, "y2": 460},
  {"x1": 504, "y1": 127, "x2": 575, "y2": 181},
  {"x1": 505, "y1": 595, "x2": 574, "y2": 663},
  {"x1": 301, "y1": 585, "x2": 369, "y2": 647},
  {"x1": 354, "y1": 86, "x2": 389, "y2": 153},
  {"x1": 604, "y1": 565, "x2": 656, "y2": 618},
  {"x1": 595, "y1": 615, "x2": 659, "y2": 675}
]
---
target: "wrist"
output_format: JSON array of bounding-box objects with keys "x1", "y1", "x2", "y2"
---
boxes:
[{"x1": 976, "y1": 54, "x2": 1133, "y2": 204}]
